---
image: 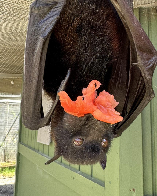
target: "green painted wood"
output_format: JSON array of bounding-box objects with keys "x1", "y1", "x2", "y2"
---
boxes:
[
  {"x1": 69, "y1": 163, "x2": 80, "y2": 171},
  {"x1": 119, "y1": 116, "x2": 144, "y2": 196},
  {"x1": 139, "y1": 7, "x2": 157, "y2": 196},
  {"x1": 21, "y1": 125, "x2": 28, "y2": 145},
  {"x1": 142, "y1": 104, "x2": 153, "y2": 195},
  {"x1": 15, "y1": 153, "x2": 80, "y2": 196},
  {"x1": 104, "y1": 138, "x2": 120, "y2": 196},
  {"x1": 48, "y1": 141, "x2": 55, "y2": 158},
  {"x1": 149, "y1": 8, "x2": 157, "y2": 49},
  {"x1": 151, "y1": 83, "x2": 157, "y2": 196},
  {"x1": 34, "y1": 130, "x2": 39, "y2": 151},
  {"x1": 43, "y1": 144, "x2": 49, "y2": 156},
  {"x1": 92, "y1": 163, "x2": 105, "y2": 182},
  {"x1": 139, "y1": 8, "x2": 153, "y2": 196},
  {"x1": 38, "y1": 142, "x2": 44, "y2": 154},
  {"x1": 15, "y1": 143, "x2": 106, "y2": 196},
  {"x1": 79, "y1": 165, "x2": 92, "y2": 176},
  {"x1": 23, "y1": 127, "x2": 28, "y2": 145},
  {"x1": 20, "y1": 123, "x2": 25, "y2": 144},
  {"x1": 150, "y1": 8, "x2": 157, "y2": 195},
  {"x1": 31, "y1": 130, "x2": 36, "y2": 150},
  {"x1": 133, "y1": 7, "x2": 157, "y2": 195},
  {"x1": 139, "y1": 8, "x2": 149, "y2": 35},
  {"x1": 62, "y1": 157, "x2": 70, "y2": 166},
  {"x1": 134, "y1": 8, "x2": 140, "y2": 21}
]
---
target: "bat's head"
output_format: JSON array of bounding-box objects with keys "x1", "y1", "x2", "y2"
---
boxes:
[{"x1": 49, "y1": 107, "x2": 114, "y2": 169}]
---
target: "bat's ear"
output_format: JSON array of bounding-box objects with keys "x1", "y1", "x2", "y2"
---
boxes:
[{"x1": 99, "y1": 155, "x2": 107, "y2": 170}]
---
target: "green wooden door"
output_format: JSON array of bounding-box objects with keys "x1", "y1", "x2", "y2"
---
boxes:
[{"x1": 15, "y1": 7, "x2": 157, "y2": 196}]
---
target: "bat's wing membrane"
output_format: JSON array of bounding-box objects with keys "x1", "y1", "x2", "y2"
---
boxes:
[
  {"x1": 110, "y1": 0, "x2": 157, "y2": 136},
  {"x1": 21, "y1": 0, "x2": 66, "y2": 130},
  {"x1": 21, "y1": 0, "x2": 157, "y2": 134}
]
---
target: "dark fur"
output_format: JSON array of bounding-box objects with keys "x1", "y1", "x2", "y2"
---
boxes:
[
  {"x1": 51, "y1": 105, "x2": 113, "y2": 165},
  {"x1": 43, "y1": 0, "x2": 129, "y2": 167}
]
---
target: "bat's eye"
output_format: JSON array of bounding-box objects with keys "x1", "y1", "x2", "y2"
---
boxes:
[
  {"x1": 73, "y1": 138, "x2": 84, "y2": 146},
  {"x1": 101, "y1": 139, "x2": 108, "y2": 148}
]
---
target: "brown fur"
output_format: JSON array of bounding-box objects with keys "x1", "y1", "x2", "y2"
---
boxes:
[{"x1": 43, "y1": 0, "x2": 129, "y2": 167}]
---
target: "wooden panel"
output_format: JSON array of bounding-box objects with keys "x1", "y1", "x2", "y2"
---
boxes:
[
  {"x1": 15, "y1": 144, "x2": 106, "y2": 196},
  {"x1": 139, "y1": 8, "x2": 153, "y2": 195},
  {"x1": 119, "y1": 116, "x2": 144, "y2": 196},
  {"x1": 47, "y1": 141, "x2": 53, "y2": 157},
  {"x1": 134, "y1": 7, "x2": 157, "y2": 195},
  {"x1": 151, "y1": 69, "x2": 157, "y2": 195},
  {"x1": 79, "y1": 165, "x2": 92, "y2": 176},
  {"x1": 69, "y1": 163, "x2": 80, "y2": 171},
  {"x1": 149, "y1": 7, "x2": 157, "y2": 48},
  {"x1": 92, "y1": 163, "x2": 105, "y2": 182},
  {"x1": 149, "y1": 7, "x2": 157, "y2": 195},
  {"x1": 34, "y1": 130, "x2": 39, "y2": 151},
  {"x1": 15, "y1": 154, "x2": 80, "y2": 196},
  {"x1": 103, "y1": 138, "x2": 120, "y2": 196}
]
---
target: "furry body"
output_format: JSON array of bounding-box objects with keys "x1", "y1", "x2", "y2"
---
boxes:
[{"x1": 43, "y1": 0, "x2": 129, "y2": 166}]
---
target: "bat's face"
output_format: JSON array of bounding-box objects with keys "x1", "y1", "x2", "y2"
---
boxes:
[{"x1": 51, "y1": 108, "x2": 114, "y2": 168}]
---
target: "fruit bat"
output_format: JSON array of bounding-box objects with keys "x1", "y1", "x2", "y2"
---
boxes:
[{"x1": 21, "y1": 0, "x2": 157, "y2": 169}]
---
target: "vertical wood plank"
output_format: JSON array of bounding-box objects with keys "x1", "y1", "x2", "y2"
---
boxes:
[
  {"x1": 25, "y1": 127, "x2": 29, "y2": 146},
  {"x1": 38, "y1": 142, "x2": 44, "y2": 154},
  {"x1": 139, "y1": 8, "x2": 149, "y2": 35},
  {"x1": 27, "y1": 129, "x2": 34, "y2": 149},
  {"x1": 20, "y1": 124, "x2": 25, "y2": 144},
  {"x1": 104, "y1": 138, "x2": 120, "y2": 196},
  {"x1": 141, "y1": 104, "x2": 153, "y2": 195},
  {"x1": 134, "y1": 8, "x2": 140, "y2": 21},
  {"x1": 34, "y1": 130, "x2": 39, "y2": 151},
  {"x1": 30, "y1": 130, "x2": 37, "y2": 150},
  {"x1": 133, "y1": 7, "x2": 157, "y2": 195},
  {"x1": 47, "y1": 141, "x2": 62, "y2": 163},
  {"x1": 151, "y1": 91, "x2": 157, "y2": 196},
  {"x1": 149, "y1": 7, "x2": 157, "y2": 49},
  {"x1": 149, "y1": 7, "x2": 157, "y2": 195},
  {"x1": 119, "y1": 116, "x2": 144, "y2": 196},
  {"x1": 43, "y1": 144, "x2": 49, "y2": 156},
  {"x1": 62, "y1": 157, "x2": 70, "y2": 166},
  {"x1": 69, "y1": 164, "x2": 80, "y2": 171},
  {"x1": 92, "y1": 163, "x2": 105, "y2": 182},
  {"x1": 140, "y1": 8, "x2": 153, "y2": 195},
  {"x1": 48, "y1": 141, "x2": 55, "y2": 158},
  {"x1": 18, "y1": 115, "x2": 22, "y2": 143},
  {"x1": 79, "y1": 165, "x2": 92, "y2": 177}
]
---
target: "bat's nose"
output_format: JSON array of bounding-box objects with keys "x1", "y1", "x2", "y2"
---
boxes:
[{"x1": 86, "y1": 144, "x2": 100, "y2": 154}]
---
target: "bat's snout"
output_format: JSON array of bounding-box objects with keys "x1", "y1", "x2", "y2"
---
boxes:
[{"x1": 85, "y1": 144, "x2": 100, "y2": 154}]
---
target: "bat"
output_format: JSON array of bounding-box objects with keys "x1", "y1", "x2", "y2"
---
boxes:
[{"x1": 21, "y1": 0, "x2": 157, "y2": 169}]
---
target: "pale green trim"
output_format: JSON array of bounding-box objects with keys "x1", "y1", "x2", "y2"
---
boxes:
[{"x1": 18, "y1": 143, "x2": 105, "y2": 196}]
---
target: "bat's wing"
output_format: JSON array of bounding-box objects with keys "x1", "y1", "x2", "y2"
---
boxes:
[
  {"x1": 110, "y1": 0, "x2": 157, "y2": 137},
  {"x1": 22, "y1": 0, "x2": 157, "y2": 133},
  {"x1": 21, "y1": 0, "x2": 66, "y2": 130}
]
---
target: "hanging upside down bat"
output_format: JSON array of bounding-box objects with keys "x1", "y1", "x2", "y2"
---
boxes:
[{"x1": 21, "y1": 0, "x2": 157, "y2": 169}]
